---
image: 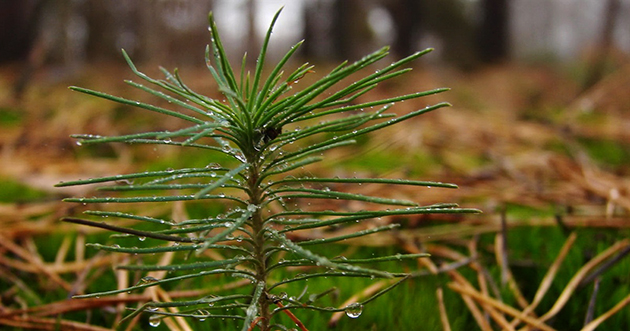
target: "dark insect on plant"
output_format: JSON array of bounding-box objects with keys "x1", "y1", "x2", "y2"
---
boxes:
[
  {"x1": 57, "y1": 8, "x2": 480, "y2": 331},
  {"x1": 261, "y1": 125, "x2": 282, "y2": 144}
]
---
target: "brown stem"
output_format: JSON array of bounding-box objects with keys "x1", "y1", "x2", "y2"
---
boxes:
[{"x1": 274, "y1": 301, "x2": 309, "y2": 331}]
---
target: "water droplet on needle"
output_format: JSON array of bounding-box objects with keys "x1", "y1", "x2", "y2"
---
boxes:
[{"x1": 345, "y1": 302, "x2": 363, "y2": 318}]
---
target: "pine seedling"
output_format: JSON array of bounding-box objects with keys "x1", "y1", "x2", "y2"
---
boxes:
[{"x1": 57, "y1": 9, "x2": 480, "y2": 331}]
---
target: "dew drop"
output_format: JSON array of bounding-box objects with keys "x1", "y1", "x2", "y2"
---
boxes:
[
  {"x1": 234, "y1": 152, "x2": 246, "y2": 162},
  {"x1": 139, "y1": 236, "x2": 146, "y2": 241},
  {"x1": 149, "y1": 314, "x2": 161, "y2": 327},
  {"x1": 345, "y1": 302, "x2": 363, "y2": 318},
  {"x1": 196, "y1": 309, "x2": 209, "y2": 321}
]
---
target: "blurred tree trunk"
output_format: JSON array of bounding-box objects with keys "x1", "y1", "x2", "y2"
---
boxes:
[
  {"x1": 8, "y1": 0, "x2": 50, "y2": 99},
  {"x1": 57, "y1": 0, "x2": 72, "y2": 64},
  {"x1": 426, "y1": 0, "x2": 477, "y2": 68},
  {"x1": 301, "y1": 0, "x2": 332, "y2": 61},
  {"x1": 301, "y1": 2, "x2": 317, "y2": 59},
  {"x1": 330, "y1": 0, "x2": 373, "y2": 61},
  {"x1": 583, "y1": 0, "x2": 621, "y2": 90},
  {"x1": 477, "y1": 0, "x2": 509, "y2": 63},
  {"x1": 383, "y1": 0, "x2": 422, "y2": 59},
  {"x1": 138, "y1": 4, "x2": 164, "y2": 63},
  {"x1": 0, "y1": 0, "x2": 44, "y2": 63},
  {"x1": 84, "y1": 0, "x2": 118, "y2": 62}
]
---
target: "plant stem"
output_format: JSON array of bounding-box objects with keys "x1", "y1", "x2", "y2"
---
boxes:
[{"x1": 247, "y1": 159, "x2": 271, "y2": 330}]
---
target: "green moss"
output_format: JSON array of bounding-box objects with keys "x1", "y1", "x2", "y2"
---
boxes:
[
  {"x1": 0, "y1": 108, "x2": 23, "y2": 127},
  {"x1": 578, "y1": 137, "x2": 630, "y2": 168},
  {"x1": 0, "y1": 177, "x2": 48, "y2": 202},
  {"x1": 329, "y1": 147, "x2": 439, "y2": 177},
  {"x1": 502, "y1": 202, "x2": 556, "y2": 219}
]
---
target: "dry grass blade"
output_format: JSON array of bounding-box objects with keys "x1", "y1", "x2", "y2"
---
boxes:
[
  {"x1": 0, "y1": 268, "x2": 42, "y2": 305},
  {"x1": 499, "y1": 210, "x2": 509, "y2": 286},
  {"x1": 488, "y1": 310, "x2": 516, "y2": 331},
  {"x1": 76, "y1": 231, "x2": 86, "y2": 263},
  {"x1": 0, "y1": 234, "x2": 72, "y2": 291},
  {"x1": 115, "y1": 254, "x2": 130, "y2": 325},
  {"x1": 452, "y1": 264, "x2": 515, "y2": 331},
  {"x1": 0, "y1": 296, "x2": 151, "y2": 318},
  {"x1": 447, "y1": 282, "x2": 556, "y2": 331},
  {"x1": 448, "y1": 270, "x2": 493, "y2": 331},
  {"x1": 0, "y1": 253, "x2": 113, "y2": 274},
  {"x1": 579, "y1": 243, "x2": 630, "y2": 286},
  {"x1": 467, "y1": 236, "x2": 502, "y2": 302},
  {"x1": 138, "y1": 202, "x2": 193, "y2": 331},
  {"x1": 456, "y1": 289, "x2": 493, "y2": 331},
  {"x1": 400, "y1": 238, "x2": 438, "y2": 274},
  {"x1": 583, "y1": 277, "x2": 600, "y2": 326},
  {"x1": 494, "y1": 232, "x2": 529, "y2": 309},
  {"x1": 581, "y1": 291, "x2": 630, "y2": 331},
  {"x1": 0, "y1": 315, "x2": 112, "y2": 331},
  {"x1": 471, "y1": 243, "x2": 491, "y2": 306},
  {"x1": 436, "y1": 287, "x2": 452, "y2": 331},
  {"x1": 428, "y1": 243, "x2": 469, "y2": 261},
  {"x1": 538, "y1": 239, "x2": 630, "y2": 322},
  {"x1": 156, "y1": 287, "x2": 193, "y2": 331},
  {"x1": 510, "y1": 232, "x2": 577, "y2": 328},
  {"x1": 411, "y1": 256, "x2": 474, "y2": 278},
  {"x1": 54, "y1": 234, "x2": 72, "y2": 265}
]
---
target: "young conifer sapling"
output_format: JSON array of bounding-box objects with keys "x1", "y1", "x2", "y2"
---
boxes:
[{"x1": 57, "y1": 8, "x2": 480, "y2": 331}]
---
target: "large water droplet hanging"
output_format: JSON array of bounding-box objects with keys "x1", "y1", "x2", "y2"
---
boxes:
[
  {"x1": 344, "y1": 302, "x2": 363, "y2": 318},
  {"x1": 196, "y1": 309, "x2": 210, "y2": 321},
  {"x1": 149, "y1": 314, "x2": 161, "y2": 327}
]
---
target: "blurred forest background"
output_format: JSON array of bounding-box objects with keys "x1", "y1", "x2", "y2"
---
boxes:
[
  {"x1": 2, "y1": 0, "x2": 630, "y2": 80},
  {"x1": 2, "y1": 0, "x2": 630, "y2": 330}
]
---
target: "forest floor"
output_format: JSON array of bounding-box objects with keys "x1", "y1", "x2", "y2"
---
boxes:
[{"x1": 1, "y1": 57, "x2": 630, "y2": 330}]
